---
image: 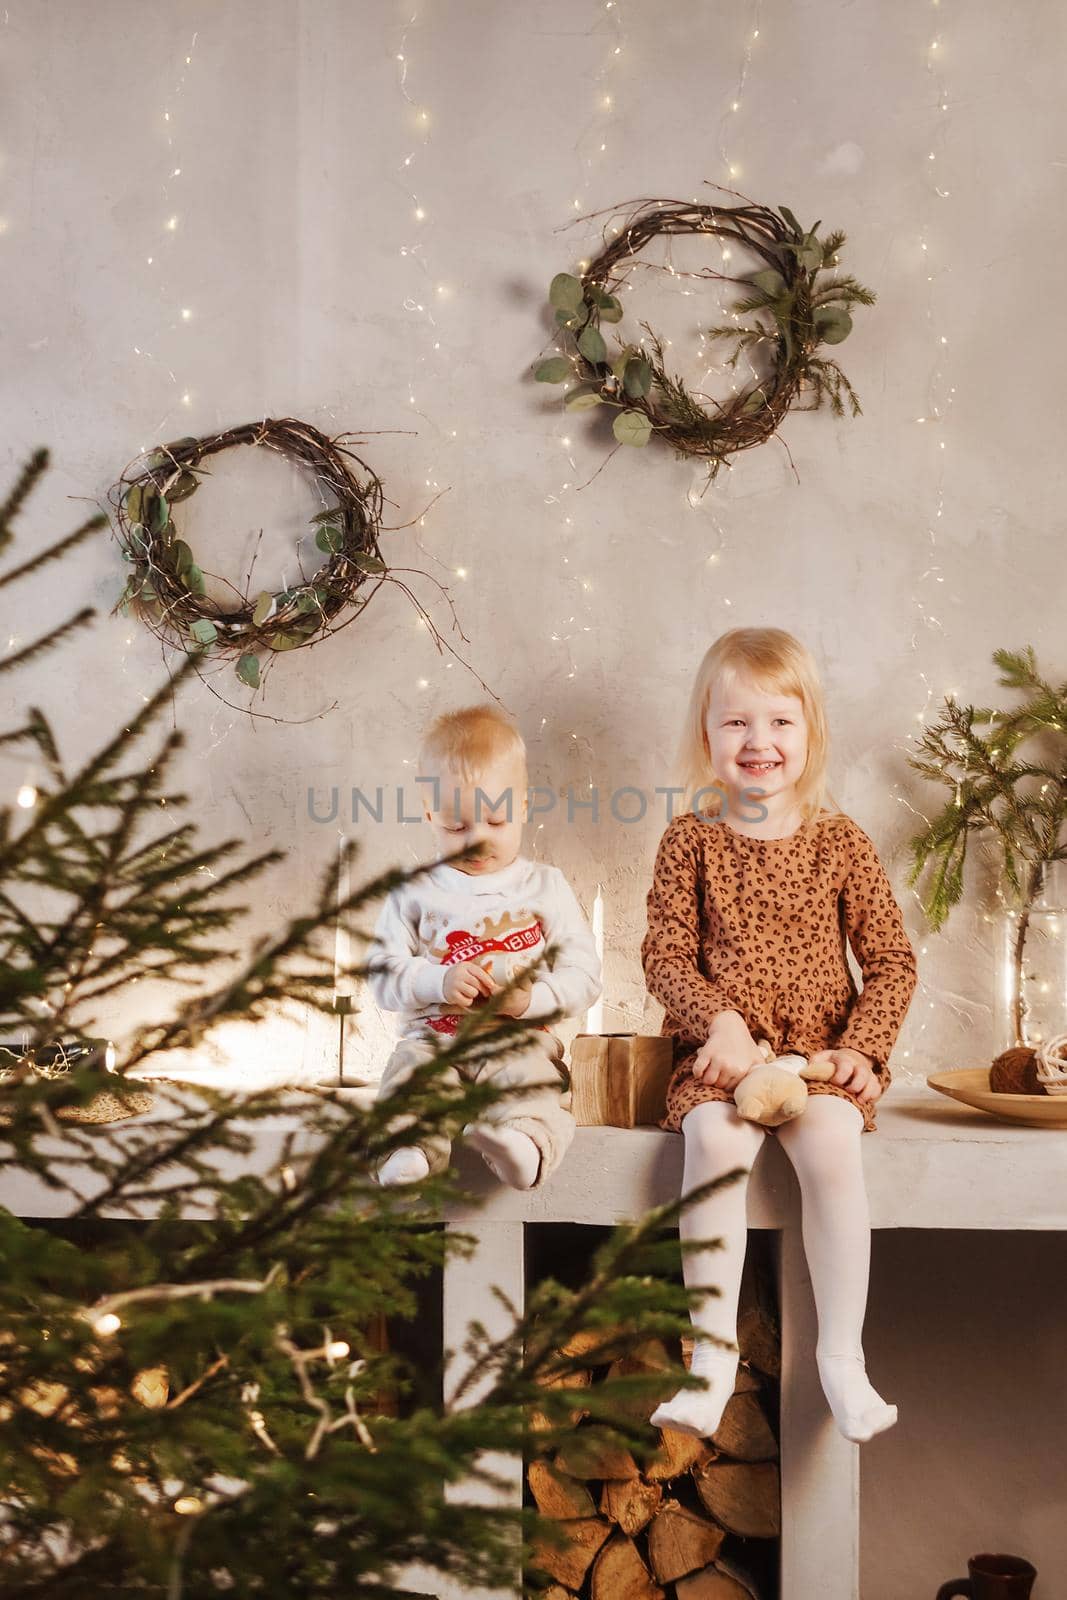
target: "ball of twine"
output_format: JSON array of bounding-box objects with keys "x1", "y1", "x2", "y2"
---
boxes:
[{"x1": 1036, "y1": 1032, "x2": 1067, "y2": 1094}]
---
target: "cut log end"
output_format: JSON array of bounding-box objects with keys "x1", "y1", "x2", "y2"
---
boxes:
[
  {"x1": 646, "y1": 1498, "x2": 726, "y2": 1585},
  {"x1": 590, "y1": 1530, "x2": 666, "y2": 1600}
]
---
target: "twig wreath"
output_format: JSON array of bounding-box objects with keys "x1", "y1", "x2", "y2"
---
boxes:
[
  {"x1": 534, "y1": 189, "x2": 876, "y2": 479},
  {"x1": 110, "y1": 418, "x2": 390, "y2": 691}
]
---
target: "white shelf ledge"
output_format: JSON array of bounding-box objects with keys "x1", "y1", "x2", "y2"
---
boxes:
[{"x1": 445, "y1": 1088, "x2": 1067, "y2": 1231}]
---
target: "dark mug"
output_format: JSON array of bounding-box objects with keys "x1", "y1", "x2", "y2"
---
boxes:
[{"x1": 936, "y1": 1552, "x2": 1037, "y2": 1599}]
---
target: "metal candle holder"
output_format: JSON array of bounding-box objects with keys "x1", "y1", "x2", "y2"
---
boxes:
[{"x1": 333, "y1": 992, "x2": 357, "y2": 1086}]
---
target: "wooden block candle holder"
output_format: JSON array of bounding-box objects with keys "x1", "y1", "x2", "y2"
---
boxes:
[{"x1": 568, "y1": 1033, "x2": 675, "y2": 1128}]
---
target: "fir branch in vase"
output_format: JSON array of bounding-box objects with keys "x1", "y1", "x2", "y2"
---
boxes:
[{"x1": 906, "y1": 646, "x2": 1067, "y2": 1045}]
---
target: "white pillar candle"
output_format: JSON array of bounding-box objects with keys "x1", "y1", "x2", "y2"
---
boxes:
[
  {"x1": 334, "y1": 834, "x2": 353, "y2": 1002},
  {"x1": 586, "y1": 883, "x2": 605, "y2": 1034}
]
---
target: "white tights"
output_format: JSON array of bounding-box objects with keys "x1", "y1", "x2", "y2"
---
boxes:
[{"x1": 650, "y1": 1095, "x2": 897, "y2": 1443}]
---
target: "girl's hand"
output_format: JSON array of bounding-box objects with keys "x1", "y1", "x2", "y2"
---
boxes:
[
  {"x1": 807, "y1": 1046, "x2": 883, "y2": 1104},
  {"x1": 442, "y1": 960, "x2": 497, "y2": 1009},
  {"x1": 691, "y1": 1010, "x2": 764, "y2": 1092}
]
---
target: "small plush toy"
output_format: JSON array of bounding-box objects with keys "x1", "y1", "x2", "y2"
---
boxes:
[{"x1": 733, "y1": 1039, "x2": 836, "y2": 1128}]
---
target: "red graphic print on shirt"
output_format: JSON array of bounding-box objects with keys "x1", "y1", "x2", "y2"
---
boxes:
[{"x1": 423, "y1": 910, "x2": 548, "y2": 1036}]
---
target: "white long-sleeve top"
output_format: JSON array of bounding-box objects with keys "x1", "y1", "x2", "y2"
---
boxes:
[{"x1": 366, "y1": 855, "x2": 602, "y2": 1039}]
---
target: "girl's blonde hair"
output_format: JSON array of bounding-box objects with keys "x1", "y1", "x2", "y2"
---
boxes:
[
  {"x1": 419, "y1": 704, "x2": 527, "y2": 785},
  {"x1": 675, "y1": 627, "x2": 839, "y2": 822}
]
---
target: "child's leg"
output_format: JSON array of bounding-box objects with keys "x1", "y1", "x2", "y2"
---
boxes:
[
  {"x1": 375, "y1": 1036, "x2": 458, "y2": 1185},
  {"x1": 465, "y1": 1030, "x2": 574, "y2": 1190},
  {"x1": 774, "y1": 1093, "x2": 897, "y2": 1442},
  {"x1": 651, "y1": 1101, "x2": 765, "y2": 1439}
]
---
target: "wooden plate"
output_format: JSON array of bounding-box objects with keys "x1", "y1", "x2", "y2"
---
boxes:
[{"x1": 926, "y1": 1067, "x2": 1067, "y2": 1127}]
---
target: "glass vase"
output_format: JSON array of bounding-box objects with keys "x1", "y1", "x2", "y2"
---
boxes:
[{"x1": 995, "y1": 858, "x2": 1067, "y2": 1052}]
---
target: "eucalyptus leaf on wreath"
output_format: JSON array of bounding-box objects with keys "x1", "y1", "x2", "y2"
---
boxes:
[
  {"x1": 813, "y1": 305, "x2": 853, "y2": 344},
  {"x1": 235, "y1": 652, "x2": 261, "y2": 689},
  {"x1": 315, "y1": 525, "x2": 343, "y2": 554},
  {"x1": 564, "y1": 383, "x2": 604, "y2": 412},
  {"x1": 189, "y1": 618, "x2": 218, "y2": 648},
  {"x1": 534, "y1": 357, "x2": 573, "y2": 384},
  {"x1": 171, "y1": 539, "x2": 194, "y2": 575},
  {"x1": 613, "y1": 411, "x2": 653, "y2": 447},
  {"x1": 576, "y1": 324, "x2": 608, "y2": 366},
  {"x1": 549, "y1": 272, "x2": 584, "y2": 312},
  {"x1": 623, "y1": 357, "x2": 653, "y2": 400}
]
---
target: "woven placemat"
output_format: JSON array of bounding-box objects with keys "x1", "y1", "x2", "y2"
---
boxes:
[{"x1": 0, "y1": 1087, "x2": 155, "y2": 1125}]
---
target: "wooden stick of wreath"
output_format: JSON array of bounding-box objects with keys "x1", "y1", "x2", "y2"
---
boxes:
[{"x1": 534, "y1": 187, "x2": 876, "y2": 480}]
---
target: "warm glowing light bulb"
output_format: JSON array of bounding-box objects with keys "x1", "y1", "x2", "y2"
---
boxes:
[
  {"x1": 181, "y1": 308, "x2": 192, "y2": 320},
  {"x1": 326, "y1": 1340, "x2": 350, "y2": 1361},
  {"x1": 174, "y1": 1497, "x2": 204, "y2": 1516},
  {"x1": 16, "y1": 783, "x2": 37, "y2": 809},
  {"x1": 165, "y1": 216, "x2": 178, "y2": 231},
  {"x1": 94, "y1": 1313, "x2": 122, "y2": 1337}
]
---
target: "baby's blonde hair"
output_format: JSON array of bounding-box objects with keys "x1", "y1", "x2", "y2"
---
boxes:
[
  {"x1": 675, "y1": 627, "x2": 838, "y2": 822},
  {"x1": 419, "y1": 703, "x2": 527, "y2": 785}
]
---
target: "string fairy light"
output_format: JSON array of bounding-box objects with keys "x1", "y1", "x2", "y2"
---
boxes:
[
  {"x1": 539, "y1": 1, "x2": 632, "y2": 900},
  {"x1": 393, "y1": 5, "x2": 448, "y2": 437},
  {"x1": 895, "y1": 0, "x2": 961, "y2": 1074},
  {"x1": 539, "y1": 7, "x2": 764, "y2": 1032}
]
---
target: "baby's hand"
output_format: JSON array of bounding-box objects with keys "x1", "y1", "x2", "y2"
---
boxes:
[
  {"x1": 807, "y1": 1047, "x2": 883, "y2": 1104},
  {"x1": 442, "y1": 961, "x2": 496, "y2": 1009},
  {"x1": 494, "y1": 974, "x2": 534, "y2": 1019},
  {"x1": 691, "y1": 1010, "x2": 765, "y2": 1092}
]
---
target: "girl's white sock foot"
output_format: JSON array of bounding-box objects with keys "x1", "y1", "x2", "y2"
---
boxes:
[
  {"x1": 465, "y1": 1124, "x2": 541, "y2": 1190},
  {"x1": 378, "y1": 1147, "x2": 431, "y2": 1186},
  {"x1": 816, "y1": 1350, "x2": 898, "y2": 1442},
  {"x1": 649, "y1": 1342, "x2": 739, "y2": 1440}
]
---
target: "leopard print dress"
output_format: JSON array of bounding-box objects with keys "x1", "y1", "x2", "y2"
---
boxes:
[{"x1": 641, "y1": 809, "x2": 918, "y2": 1137}]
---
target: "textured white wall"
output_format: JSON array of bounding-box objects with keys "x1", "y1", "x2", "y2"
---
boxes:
[{"x1": 3, "y1": 3, "x2": 1066, "y2": 1588}]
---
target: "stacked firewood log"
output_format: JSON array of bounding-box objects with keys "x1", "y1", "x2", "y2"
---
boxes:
[{"x1": 528, "y1": 1301, "x2": 780, "y2": 1600}]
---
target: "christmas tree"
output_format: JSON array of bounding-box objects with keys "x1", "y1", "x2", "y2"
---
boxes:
[{"x1": 0, "y1": 452, "x2": 714, "y2": 1597}]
